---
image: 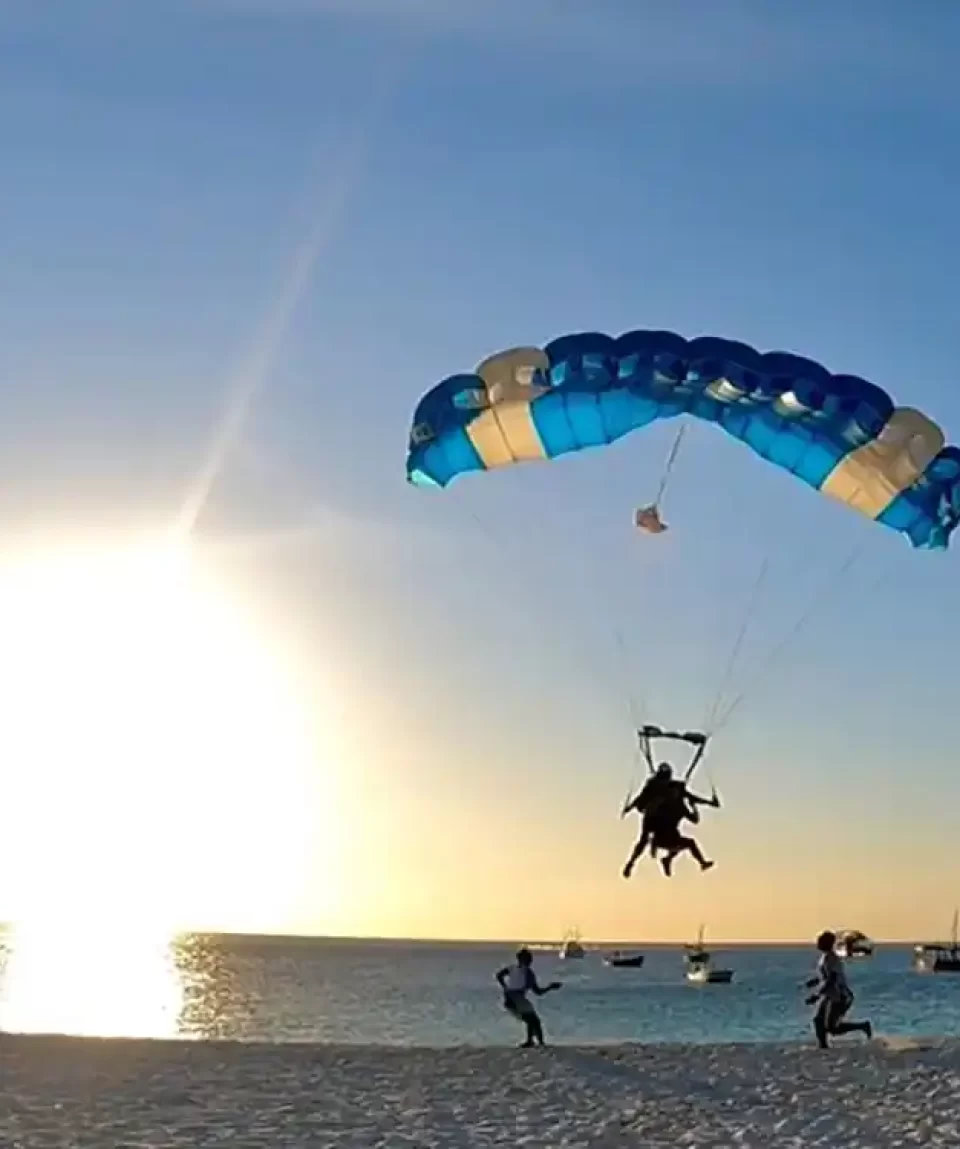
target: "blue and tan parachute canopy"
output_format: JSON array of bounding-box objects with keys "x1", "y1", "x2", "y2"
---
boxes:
[{"x1": 405, "y1": 329, "x2": 960, "y2": 549}]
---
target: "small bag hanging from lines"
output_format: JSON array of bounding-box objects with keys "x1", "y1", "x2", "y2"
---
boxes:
[{"x1": 635, "y1": 424, "x2": 687, "y2": 535}]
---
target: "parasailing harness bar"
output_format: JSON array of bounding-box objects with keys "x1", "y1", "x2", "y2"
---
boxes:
[{"x1": 636, "y1": 724, "x2": 709, "y2": 782}]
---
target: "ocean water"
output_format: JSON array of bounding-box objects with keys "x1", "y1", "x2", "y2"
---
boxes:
[{"x1": 1, "y1": 932, "x2": 959, "y2": 1046}]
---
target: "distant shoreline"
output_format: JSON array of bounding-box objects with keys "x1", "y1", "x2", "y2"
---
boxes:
[{"x1": 0, "y1": 928, "x2": 925, "y2": 948}]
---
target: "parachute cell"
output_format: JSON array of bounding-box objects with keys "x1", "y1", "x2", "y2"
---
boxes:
[{"x1": 406, "y1": 330, "x2": 960, "y2": 549}]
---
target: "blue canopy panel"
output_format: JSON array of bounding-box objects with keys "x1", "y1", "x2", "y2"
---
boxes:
[{"x1": 406, "y1": 330, "x2": 960, "y2": 549}]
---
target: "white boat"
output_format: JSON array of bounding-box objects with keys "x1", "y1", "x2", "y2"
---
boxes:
[
  {"x1": 914, "y1": 910, "x2": 960, "y2": 973},
  {"x1": 836, "y1": 929, "x2": 874, "y2": 959},
  {"x1": 559, "y1": 927, "x2": 585, "y2": 960},
  {"x1": 685, "y1": 925, "x2": 734, "y2": 984}
]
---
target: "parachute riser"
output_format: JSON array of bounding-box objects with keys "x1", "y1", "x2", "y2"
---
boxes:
[{"x1": 636, "y1": 724, "x2": 709, "y2": 781}]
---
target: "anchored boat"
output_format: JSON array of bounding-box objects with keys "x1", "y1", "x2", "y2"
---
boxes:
[
  {"x1": 914, "y1": 910, "x2": 960, "y2": 973},
  {"x1": 604, "y1": 950, "x2": 645, "y2": 969},
  {"x1": 559, "y1": 927, "x2": 586, "y2": 960},
  {"x1": 685, "y1": 925, "x2": 734, "y2": 984}
]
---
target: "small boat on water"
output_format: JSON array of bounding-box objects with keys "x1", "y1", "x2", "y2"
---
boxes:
[
  {"x1": 836, "y1": 929, "x2": 874, "y2": 959},
  {"x1": 604, "y1": 950, "x2": 645, "y2": 969},
  {"x1": 559, "y1": 928, "x2": 586, "y2": 960},
  {"x1": 913, "y1": 910, "x2": 960, "y2": 973},
  {"x1": 685, "y1": 925, "x2": 734, "y2": 984}
]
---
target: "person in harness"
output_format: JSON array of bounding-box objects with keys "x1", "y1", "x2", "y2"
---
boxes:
[
  {"x1": 621, "y1": 728, "x2": 719, "y2": 878},
  {"x1": 621, "y1": 760, "x2": 675, "y2": 877},
  {"x1": 648, "y1": 775, "x2": 718, "y2": 876}
]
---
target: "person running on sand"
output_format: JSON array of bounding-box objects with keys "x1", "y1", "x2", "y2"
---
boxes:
[
  {"x1": 495, "y1": 948, "x2": 562, "y2": 1048},
  {"x1": 805, "y1": 930, "x2": 873, "y2": 1049}
]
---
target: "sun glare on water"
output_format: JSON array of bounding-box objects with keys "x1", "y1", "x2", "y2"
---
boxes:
[{"x1": 0, "y1": 536, "x2": 339, "y2": 1037}]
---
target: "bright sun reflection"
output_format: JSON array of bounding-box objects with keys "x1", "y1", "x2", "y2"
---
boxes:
[
  {"x1": 0, "y1": 535, "x2": 339, "y2": 1036},
  {"x1": 0, "y1": 920, "x2": 183, "y2": 1038}
]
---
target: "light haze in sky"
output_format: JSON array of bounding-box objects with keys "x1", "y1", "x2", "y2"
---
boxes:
[{"x1": 0, "y1": 0, "x2": 958, "y2": 942}]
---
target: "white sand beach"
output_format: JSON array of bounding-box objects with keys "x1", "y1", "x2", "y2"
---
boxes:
[{"x1": 3, "y1": 1035, "x2": 960, "y2": 1148}]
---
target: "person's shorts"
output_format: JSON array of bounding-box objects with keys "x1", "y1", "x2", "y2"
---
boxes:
[
  {"x1": 819, "y1": 991, "x2": 854, "y2": 1029},
  {"x1": 503, "y1": 991, "x2": 536, "y2": 1018},
  {"x1": 649, "y1": 821, "x2": 684, "y2": 850}
]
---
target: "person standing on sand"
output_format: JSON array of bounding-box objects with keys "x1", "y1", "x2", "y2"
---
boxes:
[
  {"x1": 495, "y1": 948, "x2": 562, "y2": 1048},
  {"x1": 805, "y1": 930, "x2": 873, "y2": 1049}
]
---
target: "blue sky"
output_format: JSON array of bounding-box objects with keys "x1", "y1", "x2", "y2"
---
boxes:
[{"x1": 1, "y1": 0, "x2": 959, "y2": 941}]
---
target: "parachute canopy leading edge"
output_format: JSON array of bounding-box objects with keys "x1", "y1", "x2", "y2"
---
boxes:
[{"x1": 405, "y1": 330, "x2": 960, "y2": 549}]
